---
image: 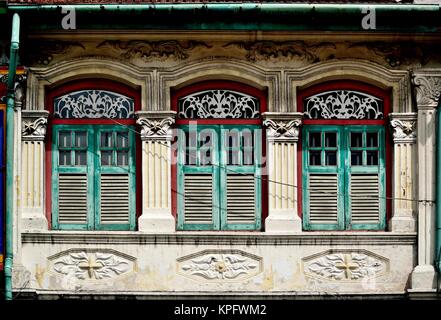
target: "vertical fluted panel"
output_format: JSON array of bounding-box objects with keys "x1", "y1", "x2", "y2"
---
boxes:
[
  {"x1": 142, "y1": 140, "x2": 170, "y2": 210},
  {"x1": 269, "y1": 141, "x2": 297, "y2": 210},
  {"x1": 22, "y1": 141, "x2": 43, "y2": 208}
]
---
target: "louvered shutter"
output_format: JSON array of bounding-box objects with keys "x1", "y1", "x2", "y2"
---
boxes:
[
  {"x1": 58, "y1": 173, "x2": 88, "y2": 225},
  {"x1": 307, "y1": 174, "x2": 339, "y2": 227},
  {"x1": 100, "y1": 174, "x2": 130, "y2": 224},
  {"x1": 184, "y1": 174, "x2": 214, "y2": 225},
  {"x1": 226, "y1": 174, "x2": 256, "y2": 225},
  {"x1": 350, "y1": 174, "x2": 381, "y2": 225}
]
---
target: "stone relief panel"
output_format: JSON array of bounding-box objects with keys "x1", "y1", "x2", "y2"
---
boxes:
[
  {"x1": 177, "y1": 250, "x2": 263, "y2": 282},
  {"x1": 302, "y1": 250, "x2": 389, "y2": 282},
  {"x1": 97, "y1": 40, "x2": 212, "y2": 61},
  {"x1": 48, "y1": 249, "x2": 136, "y2": 281}
]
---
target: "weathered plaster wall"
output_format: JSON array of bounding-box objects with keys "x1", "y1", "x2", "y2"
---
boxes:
[{"x1": 13, "y1": 31, "x2": 440, "y2": 297}]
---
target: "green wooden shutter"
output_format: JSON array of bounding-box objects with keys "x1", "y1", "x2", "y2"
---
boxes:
[
  {"x1": 53, "y1": 125, "x2": 136, "y2": 231},
  {"x1": 221, "y1": 126, "x2": 261, "y2": 230},
  {"x1": 346, "y1": 126, "x2": 386, "y2": 230},
  {"x1": 303, "y1": 125, "x2": 386, "y2": 231},
  {"x1": 177, "y1": 125, "x2": 261, "y2": 231},
  {"x1": 177, "y1": 126, "x2": 220, "y2": 230},
  {"x1": 303, "y1": 126, "x2": 344, "y2": 230},
  {"x1": 96, "y1": 128, "x2": 136, "y2": 231},
  {"x1": 52, "y1": 126, "x2": 94, "y2": 230}
]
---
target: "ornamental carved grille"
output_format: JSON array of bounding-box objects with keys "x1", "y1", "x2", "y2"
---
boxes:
[
  {"x1": 303, "y1": 90, "x2": 383, "y2": 120},
  {"x1": 54, "y1": 90, "x2": 135, "y2": 119},
  {"x1": 178, "y1": 89, "x2": 260, "y2": 119}
]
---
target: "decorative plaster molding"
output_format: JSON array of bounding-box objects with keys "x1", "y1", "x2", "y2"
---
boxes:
[
  {"x1": 97, "y1": 40, "x2": 212, "y2": 61},
  {"x1": 22, "y1": 110, "x2": 50, "y2": 141},
  {"x1": 53, "y1": 89, "x2": 135, "y2": 119},
  {"x1": 24, "y1": 41, "x2": 85, "y2": 65},
  {"x1": 348, "y1": 42, "x2": 441, "y2": 68},
  {"x1": 262, "y1": 112, "x2": 303, "y2": 142},
  {"x1": 178, "y1": 89, "x2": 260, "y2": 119},
  {"x1": 49, "y1": 249, "x2": 135, "y2": 281},
  {"x1": 303, "y1": 250, "x2": 389, "y2": 281},
  {"x1": 389, "y1": 113, "x2": 417, "y2": 144},
  {"x1": 177, "y1": 250, "x2": 263, "y2": 282},
  {"x1": 223, "y1": 41, "x2": 335, "y2": 62},
  {"x1": 136, "y1": 112, "x2": 176, "y2": 141},
  {"x1": 303, "y1": 90, "x2": 383, "y2": 120},
  {"x1": 413, "y1": 74, "x2": 441, "y2": 107}
]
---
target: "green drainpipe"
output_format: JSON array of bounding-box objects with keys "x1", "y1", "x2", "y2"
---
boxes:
[
  {"x1": 437, "y1": 102, "x2": 441, "y2": 274},
  {"x1": 5, "y1": 13, "x2": 20, "y2": 301}
]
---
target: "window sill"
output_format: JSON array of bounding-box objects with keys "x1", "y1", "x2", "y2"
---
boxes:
[{"x1": 21, "y1": 230, "x2": 417, "y2": 246}]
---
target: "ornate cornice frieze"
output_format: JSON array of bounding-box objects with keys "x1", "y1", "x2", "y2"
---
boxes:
[
  {"x1": 97, "y1": 40, "x2": 212, "y2": 61},
  {"x1": 136, "y1": 111, "x2": 176, "y2": 141},
  {"x1": 21, "y1": 110, "x2": 50, "y2": 141},
  {"x1": 223, "y1": 41, "x2": 335, "y2": 62},
  {"x1": 23, "y1": 41, "x2": 85, "y2": 65},
  {"x1": 413, "y1": 74, "x2": 441, "y2": 107},
  {"x1": 389, "y1": 113, "x2": 417, "y2": 144},
  {"x1": 262, "y1": 112, "x2": 303, "y2": 142}
]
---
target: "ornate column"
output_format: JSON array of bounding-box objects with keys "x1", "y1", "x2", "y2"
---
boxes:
[
  {"x1": 21, "y1": 110, "x2": 49, "y2": 231},
  {"x1": 409, "y1": 73, "x2": 441, "y2": 293},
  {"x1": 136, "y1": 111, "x2": 176, "y2": 232},
  {"x1": 389, "y1": 113, "x2": 417, "y2": 232},
  {"x1": 263, "y1": 112, "x2": 303, "y2": 233}
]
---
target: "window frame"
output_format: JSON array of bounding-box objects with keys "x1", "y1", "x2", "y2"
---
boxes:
[
  {"x1": 171, "y1": 81, "x2": 268, "y2": 231},
  {"x1": 52, "y1": 124, "x2": 137, "y2": 231},
  {"x1": 177, "y1": 124, "x2": 262, "y2": 231},
  {"x1": 297, "y1": 80, "x2": 392, "y2": 231},
  {"x1": 45, "y1": 79, "x2": 141, "y2": 230},
  {"x1": 302, "y1": 125, "x2": 386, "y2": 231}
]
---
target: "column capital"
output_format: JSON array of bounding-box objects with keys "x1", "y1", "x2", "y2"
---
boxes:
[
  {"x1": 389, "y1": 113, "x2": 417, "y2": 144},
  {"x1": 21, "y1": 110, "x2": 50, "y2": 142},
  {"x1": 412, "y1": 72, "x2": 441, "y2": 108},
  {"x1": 262, "y1": 112, "x2": 303, "y2": 142},
  {"x1": 136, "y1": 111, "x2": 176, "y2": 142}
]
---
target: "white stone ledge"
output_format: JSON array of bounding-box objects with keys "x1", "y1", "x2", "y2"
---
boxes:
[
  {"x1": 21, "y1": 231, "x2": 417, "y2": 246},
  {"x1": 15, "y1": 289, "x2": 410, "y2": 299}
]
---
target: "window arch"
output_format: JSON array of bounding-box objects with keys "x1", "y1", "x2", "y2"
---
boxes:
[
  {"x1": 45, "y1": 79, "x2": 141, "y2": 231},
  {"x1": 171, "y1": 81, "x2": 268, "y2": 231},
  {"x1": 297, "y1": 80, "x2": 392, "y2": 231}
]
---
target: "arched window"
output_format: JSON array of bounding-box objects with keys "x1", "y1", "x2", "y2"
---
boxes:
[
  {"x1": 172, "y1": 81, "x2": 267, "y2": 231},
  {"x1": 46, "y1": 79, "x2": 141, "y2": 230},
  {"x1": 298, "y1": 81, "x2": 391, "y2": 231}
]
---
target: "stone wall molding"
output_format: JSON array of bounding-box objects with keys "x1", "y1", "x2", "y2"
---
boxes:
[
  {"x1": 158, "y1": 58, "x2": 281, "y2": 112},
  {"x1": 26, "y1": 57, "x2": 150, "y2": 112},
  {"x1": 286, "y1": 60, "x2": 412, "y2": 113}
]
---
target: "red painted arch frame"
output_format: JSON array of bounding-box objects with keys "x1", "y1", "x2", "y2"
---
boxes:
[
  {"x1": 296, "y1": 80, "x2": 393, "y2": 227},
  {"x1": 170, "y1": 80, "x2": 269, "y2": 229},
  {"x1": 44, "y1": 79, "x2": 142, "y2": 229}
]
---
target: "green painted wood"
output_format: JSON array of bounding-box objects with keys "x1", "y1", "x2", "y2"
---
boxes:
[
  {"x1": 178, "y1": 124, "x2": 261, "y2": 231},
  {"x1": 346, "y1": 126, "x2": 385, "y2": 230},
  {"x1": 303, "y1": 125, "x2": 385, "y2": 231},
  {"x1": 52, "y1": 125, "x2": 136, "y2": 231}
]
